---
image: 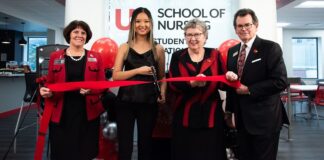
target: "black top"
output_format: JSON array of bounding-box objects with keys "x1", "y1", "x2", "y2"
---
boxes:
[
  {"x1": 61, "y1": 54, "x2": 86, "y2": 123},
  {"x1": 117, "y1": 48, "x2": 158, "y2": 104}
]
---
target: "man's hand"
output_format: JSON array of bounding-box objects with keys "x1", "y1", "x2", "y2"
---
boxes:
[
  {"x1": 225, "y1": 71, "x2": 238, "y2": 82},
  {"x1": 236, "y1": 84, "x2": 250, "y2": 95}
]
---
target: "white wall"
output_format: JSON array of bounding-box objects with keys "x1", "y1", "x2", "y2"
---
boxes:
[
  {"x1": 239, "y1": 0, "x2": 277, "y2": 41},
  {"x1": 282, "y1": 29, "x2": 324, "y2": 80},
  {"x1": 65, "y1": 0, "x2": 106, "y2": 49}
]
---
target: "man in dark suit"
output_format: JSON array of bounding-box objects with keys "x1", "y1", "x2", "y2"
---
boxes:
[{"x1": 225, "y1": 8, "x2": 288, "y2": 160}]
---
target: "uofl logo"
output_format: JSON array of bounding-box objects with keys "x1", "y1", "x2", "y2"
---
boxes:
[{"x1": 115, "y1": 9, "x2": 134, "y2": 30}]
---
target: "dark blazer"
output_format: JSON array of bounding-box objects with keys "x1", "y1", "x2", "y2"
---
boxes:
[
  {"x1": 45, "y1": 49, "x2": 106, "y2": 123},
  {"x1": 226, "y1": 36, "x2": 288, "y2": 135}
]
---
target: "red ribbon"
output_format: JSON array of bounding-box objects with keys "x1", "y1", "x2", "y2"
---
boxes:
[
  {"x1": 48, "y1": 80, "x2": 149, "y2": 91},
  {"x1": 47, "y1": 75, "x2": 240, "y2": 92},
  {"x1": 34, "y1": 75, "x2": 240, "y2": 160},
  {"x1": 162, "y1": 75, "x2": 240, "y2": 88},
  {"x1": 34, "y1": 100, "x2": 54, "y2": 160}
]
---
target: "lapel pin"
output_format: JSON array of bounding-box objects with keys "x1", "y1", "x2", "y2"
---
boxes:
[{"x1": 253, "y1": 48, "x2": 258, "y2": 54}]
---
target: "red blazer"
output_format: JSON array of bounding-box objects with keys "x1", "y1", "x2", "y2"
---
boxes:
[{"x1": 45, "y1": 49, "x2": 106, "y2": 123}]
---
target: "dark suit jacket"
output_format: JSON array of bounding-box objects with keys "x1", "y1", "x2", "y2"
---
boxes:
[{"x1": 226, "y1": 36, "x2": 288, "y2": 135}]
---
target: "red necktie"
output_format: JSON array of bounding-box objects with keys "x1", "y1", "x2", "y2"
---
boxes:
[{"x1": 237, "y1": 44, "x2": 247, "y2": 78}]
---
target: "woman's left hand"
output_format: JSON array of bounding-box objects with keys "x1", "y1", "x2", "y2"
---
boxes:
[
  {"x1": 157, "y1": 93, "x2": 166, "y2": 104},
  {"x1": 80, "y1": 88, "x2": 91, "y2": 95}
]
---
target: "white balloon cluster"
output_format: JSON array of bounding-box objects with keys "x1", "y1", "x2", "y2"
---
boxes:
[{"x1": 100, "y1": 112, "x2": 118, "y2": 140}]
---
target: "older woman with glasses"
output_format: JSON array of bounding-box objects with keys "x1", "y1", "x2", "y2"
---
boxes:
[{"x1": 168, "y1": 18, "x2": 227, "y2": 160}]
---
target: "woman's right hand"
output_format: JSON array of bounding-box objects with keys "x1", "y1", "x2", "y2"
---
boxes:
[
  {"x1": 190, "y1": 74, "x2": 206, "y2": 87},
  {"x1": 136, "y1": 66, "x2": 153, "y2": 75},
  {"x1": 40, "y1": 87, "x2": 53, "y2": 98},
  {"x1": 224, "y1": 112, "x2": 236, "y2": 128}
]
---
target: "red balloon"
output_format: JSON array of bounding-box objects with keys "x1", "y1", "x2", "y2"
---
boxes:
[
  {"x1": 96, "y1": 126, "x2": 118, "y2": 160},
  {"x1": 218, "y1": 39, "x2": 240, "y2": 65},
  {"x1": 91, "y1": 37, "x2": 118, "y2": 69}
]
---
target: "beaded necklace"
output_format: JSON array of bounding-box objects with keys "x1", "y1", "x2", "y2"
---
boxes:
[{"x1": 66, "y1": 49, "x2": 85, "y2": 61}]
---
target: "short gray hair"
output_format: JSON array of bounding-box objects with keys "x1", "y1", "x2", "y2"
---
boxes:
[{"x1": 184, "y1": 18, "x2": 208, "y2": 39}]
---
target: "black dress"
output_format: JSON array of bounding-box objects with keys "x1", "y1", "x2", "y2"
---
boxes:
[
  {"x1": 115, "y1": 48, "x2": 159, "y2": 160},
  {"x1": 49, "y1": 53, "x2": 100, "y2": 160}
]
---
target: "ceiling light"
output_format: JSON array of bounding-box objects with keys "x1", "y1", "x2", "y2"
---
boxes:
[
  {"x1": 1, "y1": 39, "x2": 11, "y2": 44},
  {"x1": 18, "y1": 38, "x2": 27, "y2": 46},
  {"x1": 295, "y1": 1, "x2": 324, "y2": 8},
  {"x1": 1, "y1": 17, "x2": 11, "y2": 44},
  {"x1": 277, "y1": 22, "x2": 290, "y2": 27},
  {"x1": 18, "y1": 22, "x2": 27, "y2": 46}
]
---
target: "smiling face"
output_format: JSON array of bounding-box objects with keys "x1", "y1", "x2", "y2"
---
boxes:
[
  {"x1": 235, "y1": 14, "x2": 258, "y2": 43},
  {"x1": 69, "y1": 26, "x2": 87, "y2": 47},
  {"x1": 185, "y1": 26, "x2": 206, "y2": 50},
  {"x1": 134, "y1": 12, "x2": 151, "y2": 37}
]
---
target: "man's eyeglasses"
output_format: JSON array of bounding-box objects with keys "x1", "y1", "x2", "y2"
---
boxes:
[
  {"x1": 236, "y1": 23, "x2": 253, "y2": 30},
  {"x1": 185, "y1": 32, "x2": 203, "y2": 39}
]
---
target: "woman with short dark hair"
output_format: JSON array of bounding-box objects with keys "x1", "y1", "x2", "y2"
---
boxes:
[{"x1": 40, "y1": 20, "x2": 106, "y2": 160}]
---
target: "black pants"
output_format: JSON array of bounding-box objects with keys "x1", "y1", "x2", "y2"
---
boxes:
[
  {"x1": 115, "y1": 100, "x2": 158, "y2": 160},
  {"x1": 237, "y1": 127, "x2": 280, "y2": 160}
]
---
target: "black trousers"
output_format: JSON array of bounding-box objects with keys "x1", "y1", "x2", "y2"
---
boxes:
[
  {"x1": 237, "y1": 127, "x2": 280, "y2": 160},
  {"x1": 115, "y1": 100, "x2": 158, "y2": 160}
]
